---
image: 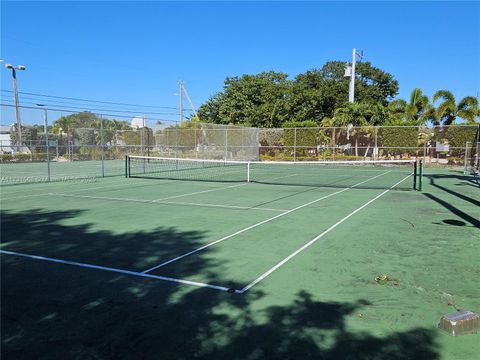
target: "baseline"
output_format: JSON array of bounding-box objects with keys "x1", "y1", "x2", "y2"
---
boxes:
[{"x1": 0, "y1": 249, "x2": 237, "y2": 293}]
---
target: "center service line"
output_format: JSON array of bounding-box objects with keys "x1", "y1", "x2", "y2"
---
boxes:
[{"x1": 141, "y1": 171, "x2": 391, "y2": 274}]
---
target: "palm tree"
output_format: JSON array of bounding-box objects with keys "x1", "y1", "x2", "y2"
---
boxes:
[
  {"x1": 456, "y1": 97, "x2": 479, "y2": 124},
  {"x1": 387, "y1": 88, "x2": 434, "y2": 125},
  {"x1": 332, "y1": 103, "x2": 376, "y2": 157},
  {"x1": 433, "y1": 90, "x2": 479, "y2": 125}
]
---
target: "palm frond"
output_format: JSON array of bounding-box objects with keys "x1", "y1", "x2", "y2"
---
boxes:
[{"x1": 433, "y1": 90, "x2": 455, "y2": 104}]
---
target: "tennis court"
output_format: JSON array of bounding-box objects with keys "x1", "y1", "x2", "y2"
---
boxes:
[{"x1": 1, "y1": 158, "x2": 479, "y2": 359}]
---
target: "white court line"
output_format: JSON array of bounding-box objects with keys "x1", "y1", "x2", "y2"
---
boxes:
[
  {"x1": 47, "y1": 193, "x2": 287, "y2": 212},
  {"x1": 157, "y1": 201, "x2": 287, "y2": 212},
  {"x1": 239, "y1": 174, "x2": 412, "y2": 293},
  {"x1": 0, "y1": 177, "x2": 130, "y2": 198},
  {"x1": 154, "y1": 183, "x2": 248, "y2": 201},
  {"x1": 141, "y1": 171, "x2": 391, "y2": 274},
  {"x1": 0, "y1": 176, "x2": 184, "y2": 201},
  {"x1": 152, "y1": 173, "x2": 299, "y2": 202},
  {"x1": 0, "y1": 249, "x2": 237, "y2": 293},
  {"x1": 1, "y1": 193, "x2": 53, "y2": 201}
]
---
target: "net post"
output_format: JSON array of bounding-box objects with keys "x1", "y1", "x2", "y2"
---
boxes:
[
  {"x1": 413, "y1": 160, "x2": 417, "y2": 191},
  {"x1": 247, "y1": 162, "x2": 250, "y2": 183},
  {"x1": 125, "y1": 155, "x2": 128, "y2": 178},
  {"x1": 419, "y1": 159, "x2": 423, "y2": 191}
]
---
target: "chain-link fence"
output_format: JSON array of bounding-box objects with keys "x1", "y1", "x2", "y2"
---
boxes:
[
  {"x1": 258, "y1": 125, "x2": 479, "y2": 167},
  {"x1": 1, "y1": 105, "x2": 478, "y2": 184},
  {"x1": 0, "y1": 106, "x2": 261, "y2": 184}
]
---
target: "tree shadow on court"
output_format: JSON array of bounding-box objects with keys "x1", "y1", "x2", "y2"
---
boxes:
[
  {"x1": 423, "y1": 174, "x2": 480, "y2": 229},
  {"x1": 2, "y1": 209, "x2": 440, "y2": 359},
  {"x1": 0, "y1": 208, "x2": 220, "y2": 274}
]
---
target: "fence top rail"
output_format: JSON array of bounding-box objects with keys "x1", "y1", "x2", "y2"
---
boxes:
[{"x1": 267, "y1": 125, "x2": 479, "y2": 130}]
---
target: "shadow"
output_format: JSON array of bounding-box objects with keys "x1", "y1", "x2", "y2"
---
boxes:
[
  {"x1": 442, "y1": 219, "x2": 467, "y2": 226},
  {"x1": 425, "y1": 175, "x2": 480, "y2": 207},
  {"x1": 424, "y1": 193, "x2": 480, "y2": 229},
  {"x1": 2, "y1": 209, "x2": 440, "y2": 359},
  {"x1": 424, "y1": 172, "x2": 480, "y2": 189},
  {"x1": 0, "y1": 209, "x2": 212, "y2": 273}
]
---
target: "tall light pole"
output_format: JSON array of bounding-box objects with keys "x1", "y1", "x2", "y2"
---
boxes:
[{"x1": 5, "y1": 63, "x2": 26, "y2": 150}]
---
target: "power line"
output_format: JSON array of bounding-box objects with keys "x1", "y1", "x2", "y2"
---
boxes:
[
  {"x1": 0, "y1": 103, "x2": 180, "y2": 123},
  {"x1": 0, "y1": 89, "x2": 187, "y2": 110},
  {"x1": 0, "y1": 95, "x2": 192, "y2": 116},
  {"x1": 0, "y1": 99, "x2": 181, "y2": 116},
  {"x1": 1, "y1": 93, "x2": 192, "y2": 112}
]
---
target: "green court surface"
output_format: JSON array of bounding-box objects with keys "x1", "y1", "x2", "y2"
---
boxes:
[
  {"x1": 1, "y1": 165, "x2": 479, "y2": 359},
  {"x1": 0, "y1": 159, "x2": 125, "y2": 183}
]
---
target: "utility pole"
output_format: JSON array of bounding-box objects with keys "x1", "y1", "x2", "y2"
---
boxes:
[
  {"x1": 344, "y1": 49, "x2": 363, "y2": 103},
  {"x1": 348, "y1": 48, "x2": 356, "y2": 103}
]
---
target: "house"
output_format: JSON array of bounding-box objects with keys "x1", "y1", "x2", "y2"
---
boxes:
[{"x1": 0, "y1": 125, "x2": 15, "y2": 153}]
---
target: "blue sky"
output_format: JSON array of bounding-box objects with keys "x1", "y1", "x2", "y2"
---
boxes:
[{"x1": 1, "y1": 1, "x2": 479, "y2": 125}]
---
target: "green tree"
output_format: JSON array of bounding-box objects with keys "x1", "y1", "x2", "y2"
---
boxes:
[
  {"x1": 387, "y1": 88, "x2": 435, "y2": 125},
  {"x1": 10, "y1": 125, "x2": 38, "y2": 146},
  {"x1": 52, "y1": 112, "x2": 131, "y2": 145},
  {"x1": 433, "y1": 90, "x2": 479, "y2": 125},
  {"x1": 198, "y1": 62, "x2": 399, "y2": 127},
  {"x1": 198, "y1": 71, "x2": 291, "y2": 127},
  {"x1": 51, "y1": 112, "x2": 98, "y2": 134},
  {"x1": 287, "y1": 70, "x2": 337, "y2": 124},
  {"x1": 319, "y1": 61, "x2": 399, "y2": 107}
]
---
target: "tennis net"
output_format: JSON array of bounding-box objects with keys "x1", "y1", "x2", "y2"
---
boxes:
[{"x1": 126, "y1": 155, "x2": 420, "y2": 190}]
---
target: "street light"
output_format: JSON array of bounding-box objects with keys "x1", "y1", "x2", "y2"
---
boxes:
[{"x1": 5, "y1": 63, "x2": 26, "y2": 151}]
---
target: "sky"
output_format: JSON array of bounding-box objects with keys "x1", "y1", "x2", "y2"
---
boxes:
[{"x1": 1, "y1": 1, "x2": 479, "y2": 126}]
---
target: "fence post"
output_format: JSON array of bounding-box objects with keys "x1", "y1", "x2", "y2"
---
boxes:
[
  {"x1": 100, "y1": 114, "x2": 105, "y2": 177},
  {"x1": 464, "y1": 141, "x2": 471, "y2": 174},
  {"x1": 332, "y1": 128, "x2": 336, "y2": 160},
  {"x1": 224, "y1": 126, "x2": 228, "y2": 161},
  {"x1": 175, "y1": 124, "x2": 179, "y2": 159},
  {"x1": 294, "y1": 128, "x2": 297, "y2": 162},
  {"x1": 44, "y1": 109, "x2": 51, "y2": 181}
]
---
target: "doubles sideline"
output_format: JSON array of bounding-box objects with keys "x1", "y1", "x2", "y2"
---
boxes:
[
  {"x1": 239, "y1": 174, "x2": 412, "y2": 293},
  {"x1": 0, "y1": 171, "x2": 410, "y2": 294}
]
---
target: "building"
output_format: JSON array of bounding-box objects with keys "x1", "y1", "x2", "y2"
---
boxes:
[{"x1": 0, "y1": 125, "x2": 14, "y2": 153}]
